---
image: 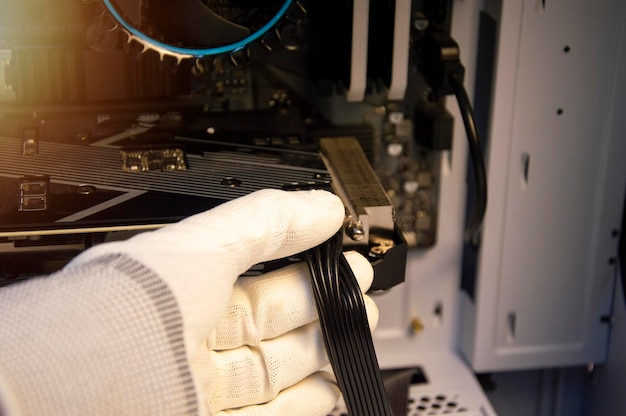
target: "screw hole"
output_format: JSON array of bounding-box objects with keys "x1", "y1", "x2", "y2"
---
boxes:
[
  {"x1": 557, "y1": 108, "x2": 564, "y2": 116},
  {"x1": 564, "y1": 45, "x2": 571, "y2": 53},
  {"x1": 609, "y1": 257, "x2": 617, "y2": 265}
]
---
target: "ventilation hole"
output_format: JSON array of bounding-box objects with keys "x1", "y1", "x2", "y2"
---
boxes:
[{"x1": 331, "y1": 392, "x2": 473, "y2": 415}]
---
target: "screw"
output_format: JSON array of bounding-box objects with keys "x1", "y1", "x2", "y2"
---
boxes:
[
  {"x1": 77, "y1": 132, "x2": 91, "y2": 144},
  {"x1": 221, "y1": 177, "x2": 242, "y2": 188},
  {"x1": 346, "y1": 221, "x2": 365, "y2": 241},
  {"x1": 277, "y1": 22, "x2": 304, "y2": 51},
  {"x1": 77, "y1": 185, "x2": 96, "y2": 195},
  {"x1": 413, "y1": 12, "x2": 430, "y2": 31}
]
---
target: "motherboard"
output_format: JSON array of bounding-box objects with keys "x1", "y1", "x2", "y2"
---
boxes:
[{"x1": 0, "y1": 0, "x2": 455, "y2": 278}]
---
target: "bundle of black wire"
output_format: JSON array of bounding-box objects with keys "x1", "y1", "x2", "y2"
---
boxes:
[{"x1": 305, "y1": 231, "x2": 394, "y2": 415}]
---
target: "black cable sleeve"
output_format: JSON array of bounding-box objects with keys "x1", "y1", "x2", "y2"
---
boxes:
[
  {"x1": 305, "y1": 232, "x2": 394, "y2": 416},
  {"x1": 449, "y1": 72, "x2": 488, "y2": 246}
]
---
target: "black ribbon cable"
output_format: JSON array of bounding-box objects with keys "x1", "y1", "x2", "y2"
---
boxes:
[
  {"x1": 305, "y1": 231, "x2": 394, "y2": 416},
  {"x1": 382, "y1": 368, "x2": 424, "y2": 416}
]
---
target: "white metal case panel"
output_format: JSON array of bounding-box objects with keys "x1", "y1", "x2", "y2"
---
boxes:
[{"x1": 461, "y1": 0, "x2": 626, "y2": 371}]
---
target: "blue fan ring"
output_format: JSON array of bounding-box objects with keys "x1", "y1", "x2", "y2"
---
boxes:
[{"x1": 102, "y1": 0, "x2": 294, "y2": 57}]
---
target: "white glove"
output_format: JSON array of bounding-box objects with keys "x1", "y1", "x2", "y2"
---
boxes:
[
  {"x1": 198, "y1": 251, "x2": 378, "y2": 415},
  {"x1": 72, "y1": 189, "x2": 378, "y2": 416}
]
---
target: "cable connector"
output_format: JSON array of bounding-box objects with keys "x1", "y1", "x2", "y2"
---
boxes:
[{"x1": 422, "y1": 29, "x2": 465, "y2": 99}]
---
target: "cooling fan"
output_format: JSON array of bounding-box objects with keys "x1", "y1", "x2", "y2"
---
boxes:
[{"x1": 98, "y1": 0, "x2": 305, "y2": 61}]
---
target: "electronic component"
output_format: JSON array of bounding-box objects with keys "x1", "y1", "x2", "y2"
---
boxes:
[
  {"x1": 0, "y1": 0, "x2": 446, "y2": 264},
  {"x1": 120, "y1": 148, "x2": 187, "y2": 173},
  {"x1": 375, "y1": 113, "x2": 439, "y2": 247},
  {"x1": 22, "y1": 128, "x2": 38, "y2": 156},
  {"x1": 19, "y1": 175, "x2": 50, "y2": 212}
]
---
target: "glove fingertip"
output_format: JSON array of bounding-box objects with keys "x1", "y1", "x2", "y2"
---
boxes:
[
  {"x1": 343, "y1": 251, "x2": 375, "y2": 292},
  {"x1": 253, "y1": 190, "x2": 345, "y2": 262},
  {"x1": 363, "y1": 295, "x2": 380, "y2": 332},
  {"x1": 285, "y1": 189, "x2": 345, "y2": 239}
]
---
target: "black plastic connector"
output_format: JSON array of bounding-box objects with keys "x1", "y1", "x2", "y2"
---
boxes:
[
  {"x1": 369, "y1": 225, "x2": 408, "y2": 291},
  {"x1": 414, "y1": 103, "x2": 454, "y2": 150},
  {"x1": 422, "y1": 29, "x2": 465, "y2": 99}
]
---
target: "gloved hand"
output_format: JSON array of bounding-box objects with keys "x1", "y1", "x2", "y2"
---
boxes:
[{"x1": 73, "y1": 189, "x2": 378, "y2": 416}]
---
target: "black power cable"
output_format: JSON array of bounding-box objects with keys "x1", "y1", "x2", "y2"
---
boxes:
[
  {"x1": 422, "y1": 28, "x2": 488, "y2": 246},
  {"x1": 305, "y1": 232, "x2": 394, "y2": 416},
  {"x1": 449, "y1": 73, "x2": 488, "y2": 246}
]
